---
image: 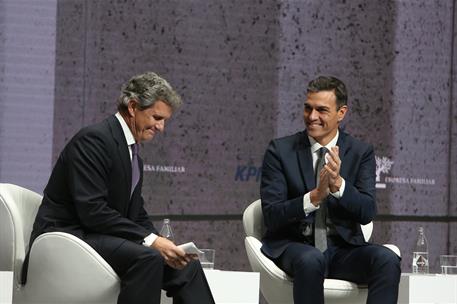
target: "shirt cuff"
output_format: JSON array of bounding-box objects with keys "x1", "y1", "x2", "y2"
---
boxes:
[
  {"x1": 143, "y1": 233, "x2": 158, "y2": 247},
  {"x1": 330, "y1": 178, "x2": 346, "y2": 198},
  {"x1": 303, "y1": 192, "x2": 320, "y2": 216}
]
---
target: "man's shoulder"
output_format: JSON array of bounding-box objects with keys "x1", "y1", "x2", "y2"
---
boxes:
[
  {"x1": 263, "y1": 132, "x2": 306, "y2": 159},
  {"x1": 67, "y1": 116, "x2": 119, "y2": 148},
  {"x1": 270, "y1": 131, "x2": 304, "y2": 146},
  {"x1": 75, "y1": 116, "x2": 116, "y2": 137}
]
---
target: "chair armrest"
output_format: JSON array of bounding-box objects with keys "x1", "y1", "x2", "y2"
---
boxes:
[
  {"x1": 382, "y1": 244, "x2": 401, "y2": 258},
  {"x1": 245, "y1": 236, "x2": 292, "y2": 282},
  {"x1": 244, "y1": 237, "x2": 294, "y2": 303},
  {"x1": 20, "y1": 232, "x2": 119, "y2": 303}
]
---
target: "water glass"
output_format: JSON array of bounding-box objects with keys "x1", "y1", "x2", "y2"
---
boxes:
[
  {"x1": 199, "y1": 249, "x2": 215, "y2": 269},
  {"x1": 440, "y1": 255, "x2": 457, "y2": 275}
]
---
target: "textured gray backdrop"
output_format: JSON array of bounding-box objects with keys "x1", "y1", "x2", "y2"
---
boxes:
[{"x1": 1, "y1": 0, "x2": 456, "y2": 283}]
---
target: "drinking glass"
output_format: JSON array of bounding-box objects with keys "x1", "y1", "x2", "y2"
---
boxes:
[
  {"x1": 440, "y1": 255, "x2": 457, "y2": 275},
  {"x1": 199, "y1": 249, "x2": 215, "y2": 269}
]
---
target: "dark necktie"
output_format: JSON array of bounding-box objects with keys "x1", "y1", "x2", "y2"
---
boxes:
[
  {"x1": 314, "y1": 147, "x2": 328, "y2": 252},
  {"x1": 131, "y1": 143, "x2": 140, "y2": 197}
]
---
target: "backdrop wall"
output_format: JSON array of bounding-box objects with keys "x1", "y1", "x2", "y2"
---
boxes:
[{"x1": 1, "y1": 0, "x2": 456, "y2": 275}]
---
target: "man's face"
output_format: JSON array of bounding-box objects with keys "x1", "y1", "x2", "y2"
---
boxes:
[
  {"x1": 129, "y1": 100, "x2": 173, "y2": 143},
  {"x1": 303, "y1": 90, "x2": 347, "y2": 145}
]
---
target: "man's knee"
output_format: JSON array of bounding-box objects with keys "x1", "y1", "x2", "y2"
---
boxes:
[
  {"x1": 184, "y1": 259, "x2": 204, "y2": 277},
  {"x1": 372, "y1": 246, "x2": 401, "y2": 273},
  {"x1": 293, "y1": 248, "x2": 325, "y2": 272},
  {"x1": 135, "y1": 247, "x2": 165, "y2": 270}
]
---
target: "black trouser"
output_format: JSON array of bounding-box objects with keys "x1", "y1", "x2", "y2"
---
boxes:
[
  {"x1": 85, "y1": 234, "x2": 215, "y2": 304},
  {"x1": 273, "y1": 241, "x2": 401, "y2": 304}
]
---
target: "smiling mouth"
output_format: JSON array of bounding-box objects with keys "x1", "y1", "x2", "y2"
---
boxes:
[{"x1": 306, "y1": 123, "x2": 321, "y2": 128}]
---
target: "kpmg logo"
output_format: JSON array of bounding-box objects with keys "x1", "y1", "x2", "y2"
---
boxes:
[
  {"x1": 375, "y1": 155, "x2": 435, "y2": 189},
  {"x1": 235, "y1": 165, "x2": 262, "y2": 182}
]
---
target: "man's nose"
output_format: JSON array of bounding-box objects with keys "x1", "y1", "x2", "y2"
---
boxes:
[
  {"x1": 308, "y1": 109, "x2": 319, "y2": 120},
  {"x1": 156, "y1": 120, "x2": 165, "y2": 132}
]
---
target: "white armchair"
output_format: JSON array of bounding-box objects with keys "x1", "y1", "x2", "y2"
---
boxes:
[
  {"x1": 0, "y1": 183, "x2": 177, "y2": 304},
  {"x1": 243, "y1": 199, "x2": 401, "y2": 304},
  {"x1": 0, "y1": 183, "x2": 120, "y2": 304}
]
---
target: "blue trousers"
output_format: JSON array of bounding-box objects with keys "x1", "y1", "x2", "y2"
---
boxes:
[{"x1": 273, "y1": 242, "x2": 401, "y2": 304}]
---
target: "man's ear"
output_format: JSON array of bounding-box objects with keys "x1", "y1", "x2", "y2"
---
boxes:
[
  {"x1": 127, "y1": 99, "x2": 137, "y2": 117},
  {"x1": 337, "y1": 105, "x2": 348, "y2": 122}
]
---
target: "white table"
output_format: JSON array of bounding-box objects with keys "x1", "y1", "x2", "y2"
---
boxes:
[
  {"x1": 398, "y1": 273, "x2": 457, "y2": 304},
  {"x1": 0, "y1": 271, "x2": 13, "y2": 304},
  {"x1": 161, "y1": 269, "x2": 260, "y2": 304}
]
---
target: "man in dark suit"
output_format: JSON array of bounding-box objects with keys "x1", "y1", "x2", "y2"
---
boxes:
[
  {"x1": 25, "y1": 72, "x2": 215, "y2": 304},
  {"x1": 260, "y1": 76, "x2": 401, "y2": 304}
]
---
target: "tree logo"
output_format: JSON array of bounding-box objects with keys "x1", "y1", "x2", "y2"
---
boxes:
[{"x1": 375, "y1": 156, "x2": 393, "y2": 189}]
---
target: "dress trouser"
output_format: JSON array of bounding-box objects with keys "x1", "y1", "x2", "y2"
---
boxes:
[
  {"x1": 85, "y1": 234, "x2": 215, "y2": 304},
  {"x1": 273, "y1": 241, "x2": 401, "y2": 304}
]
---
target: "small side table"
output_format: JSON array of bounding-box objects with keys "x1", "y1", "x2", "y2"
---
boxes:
[
  {"x1": 204, "y1": 269, "x2": 260, "y2": 303},
  {"x1": 398, "y1": 273, "x2": 457, "y2": 304},
  {"x1": 0, "y1": 271, "x2": 13, "y2": 304}
]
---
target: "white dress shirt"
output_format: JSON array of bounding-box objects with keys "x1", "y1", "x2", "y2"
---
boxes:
[{"x1": 303, "y1": 131, "x2": 346, "y2": 216}]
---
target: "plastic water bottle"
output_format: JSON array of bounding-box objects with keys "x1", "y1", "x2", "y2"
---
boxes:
[
  {"x1": 160, "y1": 218, "x2": 174, "y2": 242},
  {"x1": 412, "y1": 226, "x2": 429, "y2": 274}
]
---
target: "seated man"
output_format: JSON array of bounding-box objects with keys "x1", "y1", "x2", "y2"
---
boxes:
[
  {"x1": 23, "y1": 72, "x2": 215, "y2": 304},
  {"x1": 260, "y1": 76, "x2": 401, "y2": 304}
]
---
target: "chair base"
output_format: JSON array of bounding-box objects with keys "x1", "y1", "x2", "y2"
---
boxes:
[{"x1": 245, "y1": 236, "x2": 369, "y2": 304}]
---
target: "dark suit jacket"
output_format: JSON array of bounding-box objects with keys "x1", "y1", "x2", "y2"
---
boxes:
[
  {"x1": 260, "y1": 129, "x2": 376, "y2": 259},
  {"x1": 29, "y1": 115, "x2": 158, "y2": 251}
]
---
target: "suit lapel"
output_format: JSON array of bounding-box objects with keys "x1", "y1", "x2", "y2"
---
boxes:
[
  {"x1": 336, "y1": 130, "x2": 350, "y2": 178},
  {"x1": 107, "y1": 115, "x2": 132, "y2": 208},
  {"x1": 296, "y1": 131, "x2": 316, "y2": 190}
]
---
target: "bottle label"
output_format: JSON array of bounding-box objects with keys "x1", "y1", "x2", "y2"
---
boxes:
[
  {"x1": 414, "y1": 255, "x2": 428, "y2": 267},
  {"x1": 412, "y1": 251, "x2": 429, "y2": 274}
]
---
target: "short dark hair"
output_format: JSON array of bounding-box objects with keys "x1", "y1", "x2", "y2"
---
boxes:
[{"x1": 307, "y1": 76, "x2": 347, "y2": 109}]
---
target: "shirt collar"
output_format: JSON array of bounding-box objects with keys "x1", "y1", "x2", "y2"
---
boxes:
[
  {"x1": 115, "y1": 112, "x2": 136, "y2": 146},
  {"x1": 308, "y1": 130, "x2": 339, "y2": 154}
]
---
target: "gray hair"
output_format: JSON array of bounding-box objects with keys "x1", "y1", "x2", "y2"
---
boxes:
[{"x1": 118, "y1": 72, "x2": 182, "y2": 112}]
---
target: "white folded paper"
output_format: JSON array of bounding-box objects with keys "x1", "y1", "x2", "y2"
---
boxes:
[{"x1": 178, "y1": 242, "x2": 204, "y2": 254}]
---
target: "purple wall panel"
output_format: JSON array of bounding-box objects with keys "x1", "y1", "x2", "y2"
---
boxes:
[
  {"x1": 0, "y1": 0, "x2": 57, "y2": 192},
  {"x1": 276, "y1": 0, "x2": 397, "y2": 143},
  {"x1": 451, "y1": 0, "x2": 457, "y2": 217},
  {"x1": 54, "y1": 0, "x2": 279, "y2": 216},
  {"x1": 52, "y1": 0, "x2": 86, "y2": 162},
  {"x1": 450, "y1": 223, "x2": 457, "y2": 254},
  {"x1": 381, "y1": 0, "x2": 452, "y2": 217}
]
